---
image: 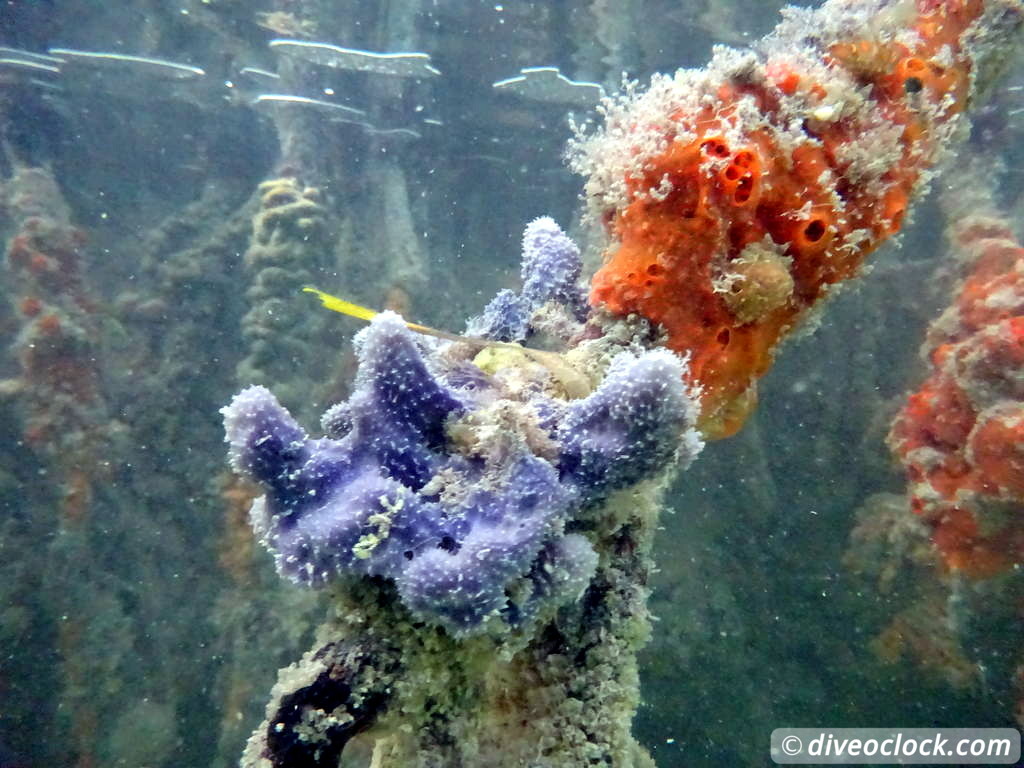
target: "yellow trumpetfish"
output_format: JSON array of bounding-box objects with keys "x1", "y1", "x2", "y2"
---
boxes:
[
  {"x1": 302, "y1": 287, "x2": 378, "y2": 322},
  {"x1": 302, "y1": 286, "x2": 591, "y2": 398},
  {"x1": 303, "y1": 286, "x2": 463, "y2": 342}
]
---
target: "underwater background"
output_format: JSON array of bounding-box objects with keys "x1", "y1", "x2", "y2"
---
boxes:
[{"x1": 1, "y1": 0, "x2": 1024, "y2": 766}]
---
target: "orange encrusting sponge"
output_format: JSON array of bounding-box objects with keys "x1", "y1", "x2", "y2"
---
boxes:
[
  {"x1": 889, "y1": 222, "x2": 1024, "y2": 579},
  {"x1": 587, "y1": 0, "x2": 985, "y2": 439}
]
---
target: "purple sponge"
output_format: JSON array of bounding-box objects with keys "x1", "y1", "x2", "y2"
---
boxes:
[{"x1": 223, "y1": 224, "x2": 703, "y2": 634}]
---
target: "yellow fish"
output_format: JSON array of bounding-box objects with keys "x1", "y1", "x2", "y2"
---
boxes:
[
  {"x1": 302, "y1": 286, "x2": 591, "y2": 398},
  {"x1": 303, "y1": 286, "x2": 464, "y2": 341}
]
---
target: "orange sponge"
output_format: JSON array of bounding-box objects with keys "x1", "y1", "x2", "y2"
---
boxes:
[{"x1": 578, "y1": 0, "x2": 993, "y2": 437}]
